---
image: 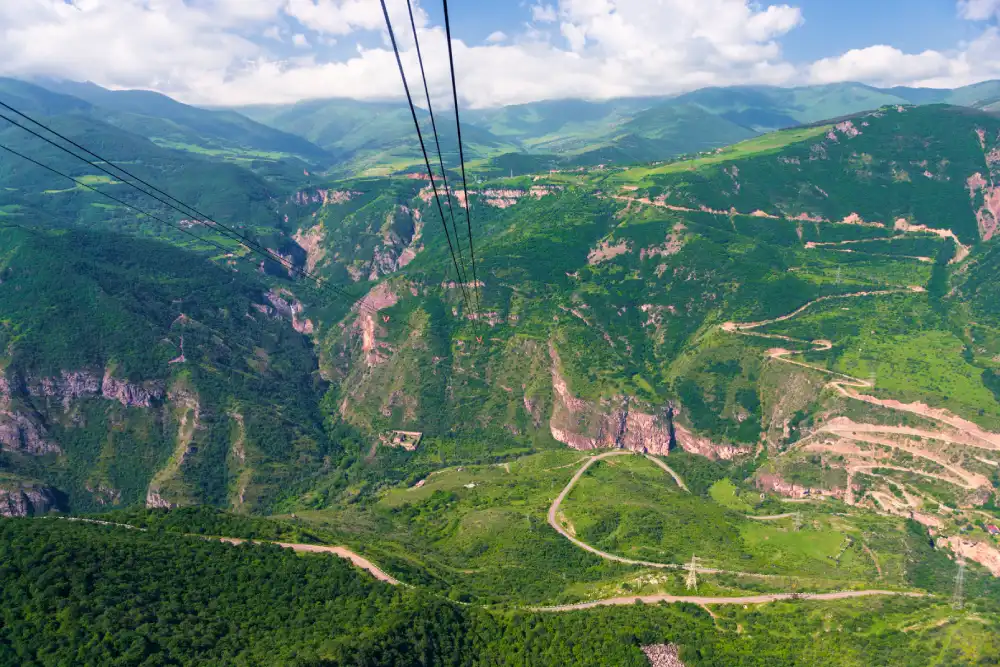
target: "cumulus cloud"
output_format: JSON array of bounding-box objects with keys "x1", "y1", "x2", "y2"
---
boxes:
[
  {"x1": 959, "y1": 0, "x2": 1000, "y2": 20},
  {"x1": 262, "y1": 25, "x2": 283, "y2": 41},
  {"x1": 0, "y1": 0, "x2": 809, "y2": 106},
  {"x1": 0, "y1": 0, "x2": 996, "y2": 108},
  {"x1": 531, "y1": 4, "x2": 558, "y2": 23},
  {"x1": 807, "y1": 27, "x2": 1000, "y2": 88}
]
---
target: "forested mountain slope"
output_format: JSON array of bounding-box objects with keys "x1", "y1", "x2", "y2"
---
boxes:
[
  {"x1": 5, "y1": 80, "x2": 1000, "y2": 664},
  {"x1": 13, "y1": 78, "x2": 331, "y2": 163},
  {"x1": 281, "y1": 105, "x2": 1000, "y2": 521},
  {"x1": 0, "y1": 225, "x2": 331, "y2": 514},
  {"x1": 233, "y1": 80, "x2": 1000, "y2": 174},
  {"x1": 7, "y1": 515, "x2": 998, "y2": 667}
]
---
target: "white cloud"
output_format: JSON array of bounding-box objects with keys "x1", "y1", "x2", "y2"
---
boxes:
[
  {"x1": 809, "y1": 46, "x2": 953, "y2": 86},
  {"x1": 0, "y1": 0, "x2": 996, "y2": 109},
  {"x1": 807, "y1": 27, "x2": 1000, "y2": 88},
  {"x1": 531, "y1": 4, "x2": 557, "y2": 23},
  {"x1": 959, "y1": 0, "x2": 1000, "y2": 20}
]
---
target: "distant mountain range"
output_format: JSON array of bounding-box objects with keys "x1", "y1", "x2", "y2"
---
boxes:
[
  {"x1": 3, "y1": 76, "x2": 997, "y2": 178},
  {"x1": 234, "y1": 80, "x2": 1000, "y2": 174}
]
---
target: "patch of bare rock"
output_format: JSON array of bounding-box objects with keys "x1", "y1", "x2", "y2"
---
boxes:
[{"x1": 642, "y1": 644, "x2": 687, "y2": 667}]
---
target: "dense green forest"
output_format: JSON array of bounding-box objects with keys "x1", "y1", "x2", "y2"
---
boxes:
[
  {"x1": 3, "y1": 517, "x2": 999, "y2": 666},
  {"x1": 4, "y1": 75, "x2": 1000, "y2": 666}
]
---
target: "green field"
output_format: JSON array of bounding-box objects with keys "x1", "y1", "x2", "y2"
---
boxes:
[
  {"x1": 616, "y1": 124, "x2": 832, "y2": 183},
  {"x1": 559, "y1": 455, "x2": 910, "y2": 583}
]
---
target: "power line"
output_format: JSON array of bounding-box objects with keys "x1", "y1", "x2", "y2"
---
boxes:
[
  {"x1": 0, "y1": 103, "x2": 367, "y2": 310},
  {"x1": 404, "y1": 0, "x2": 468, "y2": 289},
  {"x1": 0, "y1": 137, "x2": 375, "y2": 319},
  {"x1": 378, "y1": 0, "x2": 476, "y2": 327},
  {"x1": 0, "y1": 104, "x2": 378, "y2": 316},
  {"x1": 442, "y1": 0, "x2": 482, "y2": 317},
  {"x1": 0, "y1": 142, "x2": 236, "y2": 257}
]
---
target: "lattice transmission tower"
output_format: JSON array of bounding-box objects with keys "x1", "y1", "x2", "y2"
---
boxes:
[{"x1": 686, "y1": 555, "x2": 699, "y2": 590}]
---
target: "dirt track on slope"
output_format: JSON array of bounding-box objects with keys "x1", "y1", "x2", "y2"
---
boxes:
[
  {"x1": 721, "y1": 288, "x2": 999, "y2": 516},
  {"x1": 548, "y1": 452, "x2": 807, "y2": 580},
  {"x1": 534, "y1": 589, "x2": 924, "y2": 611},
  {"x1": 217, "y1": 538, "x2": 400, "y2": 584},
  {"x1": 56, "y1": 517, "x2": 400, "y2": 585}
]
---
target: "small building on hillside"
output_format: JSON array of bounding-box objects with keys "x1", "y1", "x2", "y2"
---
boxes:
[
  {"x1": 987, "y1": 524, "x2": 1000, "y2": 536},
  {"x1": 382, "y1": 430, "x2": 422, "y2": 451}
]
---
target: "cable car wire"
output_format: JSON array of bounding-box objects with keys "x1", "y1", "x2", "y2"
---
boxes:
[
  {"x1": 378, "y1": 0, "x2": 477, "y2": 329},
  {"x1": 404, "y1": 0, "x2": 469, "y2": 289},
  {"x1": 0, "y1": 106, "x2": 379, "y2": 315},
  {"x1": 442, "y1": 0, "x2": 482, "y2": 316}
]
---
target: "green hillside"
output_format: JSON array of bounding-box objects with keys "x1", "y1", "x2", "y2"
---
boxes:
[
  {"x1": 8, "y1": 515, "x2": 999, "y2": 666},
  {"x1": 234, "y1": 81, "x2": 1000, "y2": 171},
  {"x1": 5, "y1": 80, "x2": 1000, "y2": 665},
  {"x1": 17, "y1": 78, "x2": 332, "y2": 164},
  {"x1": 237, "y1": 97, "x2": 519, "y2": 176},
  {"x1": 0, "y1": 225, "x2": 333, "y2": 513}
]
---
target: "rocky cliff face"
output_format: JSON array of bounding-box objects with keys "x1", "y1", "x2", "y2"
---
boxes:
[
  {"x1": 23, "y1": 368, "x2": 163, "y2": 409},
  {"x1": 0, "y1": 483, "x2": 60, "y2": 517},
  {"x1": 0, "y1": 370, "x2": 60, "y2": 455},
  {"x1": 0, "y1": 366, "x2": 163, "y2": 457},
  {"x1": 367, "y1": 206, "x2": 422, "y2": 281},
  {"x1": 145, "y1": 385, "x2": 201, "y2": 509},
  {"x1": 0, "y1": 411, "x2": 59, "y2": 455},
  {"x1": 264, "y1": 288, "x2": 315, "y2": 335},
  {"x1": 548, "y1": 342, "x2": 750, "y2": 460}
]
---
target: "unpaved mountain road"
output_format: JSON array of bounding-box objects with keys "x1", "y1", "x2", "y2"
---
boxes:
[
  {"x1": 533, "y1": 589, "x2": 925, "y2": 611},
  {"x1": 547, "y1": 452, "x2": 817, "y2": 580},
  {"x1": 217, "y1": 538, "x2": 401, "y2": 585},
  {"x1": 724, "y1": 288, "x2": 1000, "y2": 451},
  {"x1": 55, "y1": 516, "x2": 400, "y2": 585}
]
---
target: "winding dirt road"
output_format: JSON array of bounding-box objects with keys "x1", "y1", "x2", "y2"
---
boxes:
[
  {"x1": 533, "y1": 589, "x2": 924, "y2": 611},
  {"x1": 722, "y1": 286, "x2": 1000, "y2": 522},
  {"x1": 547, "y1": 452, "x2": 800, "y2": 580},
  {"x1": 218, "y1": 538, "x2": 400, "y2": 585},
  {"x1": 56, "y1": 517, "x2": 400, "y2": 585}
]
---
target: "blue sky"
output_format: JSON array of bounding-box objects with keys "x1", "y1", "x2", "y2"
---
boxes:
[
  {"x1": 427, "y1": 0, "x2": 994, "y2": 62},
  {"x1": 0, "y1": 1, "x2": 998, "y2": 107}
]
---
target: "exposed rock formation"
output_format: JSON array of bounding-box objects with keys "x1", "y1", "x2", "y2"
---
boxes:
[
  {"x1": 755, "y1": 472, "x2": 847, "y2": 500},
  {"x1": 642, "y1": 644, "x2": 687, "y2": 667},
  {"x1": 0, "y1": 411, "x2": 59, "y2": 455},
  {"x1": 145, "y1": 488, "x2": 174, "y2": 510},
  {"x1": 588, "y1": 239, "x2": 630, "y2": 265},
  {"x1": 86, "y1": 483, "x2": 122, "y2": 506},
  {"x1": 548, "y1": 343, "x2": 748, "y2": 459},
  {"x1": 293, "y1": 222, "x2": 326, "y2": 273},
  {"x1": 968, "y1": 171, "x2": 1000, "y2": 241},
  {"x1": 22, "y1": 368, "x2": 163, "y2": 409},
  {"x1": 145, "y1": 386, "x2": 201, "y2": 509},
  {"x1": 290, "y1": 189, "x2": 360, "y2": 206},
  {"x1": 355, "y1": 283, "x2": 399, "y2": 367},
  {"x1": 101, "y1": 371, "x2": 163, "y2": 408},
  {"x1": 0, "y1": 483, "x2": 60, "y2": 517},
  {"x1": 0, "y1": 370, "x2": 59, "y2": 455},
  {"x1": 368, "y1": 206, "x2": 422, "y2": 280},
  {"x1": 265, "y1": 288, "x2": 315, "y2": 335}
]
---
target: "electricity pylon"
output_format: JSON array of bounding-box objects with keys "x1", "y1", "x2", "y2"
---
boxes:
[{"x1": 686, "y1": 555, "x2": 699, "y2": 590}]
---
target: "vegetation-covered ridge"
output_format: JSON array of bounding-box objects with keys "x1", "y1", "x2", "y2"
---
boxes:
[{"x1": 6, "y1": 510, "x2": 1000, "y2": 666}]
